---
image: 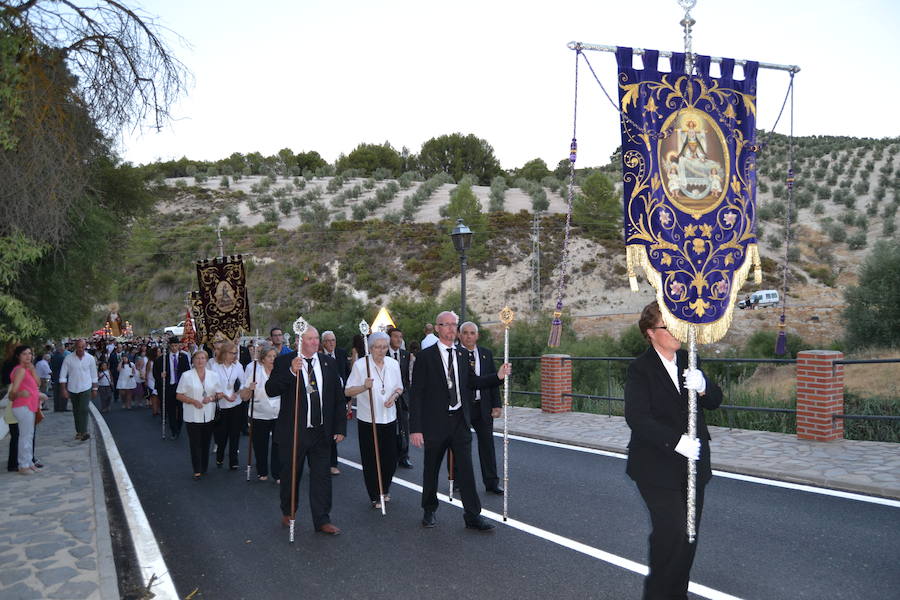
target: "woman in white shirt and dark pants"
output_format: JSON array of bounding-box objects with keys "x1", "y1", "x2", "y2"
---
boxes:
[
  {"x1": 210, "y1": 341, "x2": 246, "y2": 470},
  {"x1": 240, "y1": 343, "x2": 281, "y2": 482},
  {"x1": 345, "y1": 331, "x2": 403, "y2": 508},
  {"x1": 176, "y1": 350, "x2": 223, "y2": 480}
]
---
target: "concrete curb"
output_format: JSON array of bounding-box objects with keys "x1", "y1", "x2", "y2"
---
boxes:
[
  {"x1": 89, "y1": 403, "x2": 178, "y2": 599},
  {"x1": 88, "y1": 419, "x2": 120, "y2": 600}
]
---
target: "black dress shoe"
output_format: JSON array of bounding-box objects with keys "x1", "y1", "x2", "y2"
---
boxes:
[
  {"x1": 398, "y1": 458, "x2": 413, "y2": 469},
  {"x1": 465, "y1": 515, "x2": 496, "y2": 531},
  {"x1": 422, "y1": 511, "x2": 437, "y2": 528},
  {"x1": 486, "y1": 486, "x2": 505, "y2": 495}
]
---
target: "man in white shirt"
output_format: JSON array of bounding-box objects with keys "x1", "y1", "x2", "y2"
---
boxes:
[
  {"x1": 59, "y1": 339, "x2": 98, "y2": 441},
  {"x1": 35, "y1": 352, "x2": 52, "y2": 409},
  {"x1": 420, "y1": 323, "x2": 438, "y2": 350}
]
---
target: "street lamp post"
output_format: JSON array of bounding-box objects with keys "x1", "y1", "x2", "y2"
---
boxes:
[{"x1": 450, "y1": 218, "x2": 473, "y2": 323}]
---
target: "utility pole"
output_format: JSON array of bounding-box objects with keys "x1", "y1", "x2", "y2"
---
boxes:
[{"x1": 531, "y1": 212, "x2": 541, "y2": 312}]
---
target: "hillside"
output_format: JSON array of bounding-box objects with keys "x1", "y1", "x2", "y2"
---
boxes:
[{"x1": 110, "y1": 134, "x2": 899, "y2": 351}]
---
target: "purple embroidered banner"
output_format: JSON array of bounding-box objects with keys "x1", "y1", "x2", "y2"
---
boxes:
[{"x1": 618, "y1": 47, "x2": 762, "y2": 344}]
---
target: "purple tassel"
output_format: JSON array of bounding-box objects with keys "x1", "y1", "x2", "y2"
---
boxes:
[
  {"x1": 774, "y1": 314, "x2": 787, "y2": 355},
  {"x1": 547, "y1": 302, "x2": 564, "y2": 348}
]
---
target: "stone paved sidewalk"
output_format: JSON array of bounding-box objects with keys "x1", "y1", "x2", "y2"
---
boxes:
[
  {"x1": 0, "y1": 409, "x2": 117, "y2": 600},
  {"x1": 497, "y1": 406, "x2": 900, "y2": 500}
]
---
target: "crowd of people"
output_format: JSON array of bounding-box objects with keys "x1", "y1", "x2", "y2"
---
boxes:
[{"x1": 1, "y1": 303, "x2": 720, "y2": 598}]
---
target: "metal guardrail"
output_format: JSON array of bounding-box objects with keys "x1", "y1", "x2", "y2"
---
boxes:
[{"x1": 502, "y1": 355, "x2": 899, "y2": 425}]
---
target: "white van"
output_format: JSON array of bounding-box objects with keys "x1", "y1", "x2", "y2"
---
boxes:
[{"x1": 738, "y1": 290, "x2": 780, "y2": 309}]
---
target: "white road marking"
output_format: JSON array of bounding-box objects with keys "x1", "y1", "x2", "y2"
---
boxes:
[
  {"x1": 337, "y1": 457, "x2": 743, "y2": 600},
  {"x1": 492, "y1": 432, "x2": 900, "y2": 508}
]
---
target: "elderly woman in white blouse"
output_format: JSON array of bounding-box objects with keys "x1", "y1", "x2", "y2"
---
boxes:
[
  {"x1": 176, "y1": 350, "x2": 224, "y2": 481},
  {"x1": 240, "y1": 342, "x2": 281, "y2": 483},
  {"x1": 211, "y1": 341, "x2": 246, "y2": 470},
  {"x1": 345, "y1": 331, "x2": 404, "y2": 509}
]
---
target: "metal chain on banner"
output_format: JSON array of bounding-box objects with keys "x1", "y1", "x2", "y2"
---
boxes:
[{"x1": 548, "y1": 48, "x2": 580, "y2": 347}]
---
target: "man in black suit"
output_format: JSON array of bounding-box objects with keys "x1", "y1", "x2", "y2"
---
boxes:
[
  {"x1": 410, "y1": 311, "x2": 510, "y2": 531},
  {"x1": 266, "y1": 326, "x2": 346, "y2": 535},
  {"x1": 321, "y1": 330, "x2": 350, "y2": 475},
  {"x1": 624, "y1": 302, "x2": 722, "y2": 600},
  {"x1": 458, "y1": 321, "x2": 503, "y2": 494},
  {"x1": 153, "y1": 337, "x2": 191, "y2": 439},
  {"x1": 386, "y1": 327, "x2": 413, "y2": 469}
]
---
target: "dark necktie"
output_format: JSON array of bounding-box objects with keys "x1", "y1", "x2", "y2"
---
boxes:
[
  {"x1": 447, "y1": 348, "x2": 458, "y2": 409},
  {"x1": 394, "y1": 350, "x2": 399, "y2": 361},
  {"x1": 305, "y1": 358, "x2": 322, "y2": 426},
  {"x1": 468, "y1": 350, "x2": 480, "y2": 401}
]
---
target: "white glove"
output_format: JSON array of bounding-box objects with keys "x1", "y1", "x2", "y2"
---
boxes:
[
  {"x1": 675, "y1": 434, "x2": 701, "y2": 461},
  {"x1": 683, "y1": 368, "x2": 707, "y2": 395}
]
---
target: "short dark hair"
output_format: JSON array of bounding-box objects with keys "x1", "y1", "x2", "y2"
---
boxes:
[
  {"x1": 386, "y1": 327, "x2": 401, "y2": 337},
  {"x1": 638, "y1": 301, "x2": 662, "y2": 341},
  {"x1": 270, "y1": 327, "x2": 283, "y2": 336}
]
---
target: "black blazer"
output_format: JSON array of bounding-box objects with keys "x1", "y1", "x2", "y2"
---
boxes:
[
  {"x1": 410, "y1": 343, "x2": 502, "y2": 439},
  {"x1": 388, "y1": 347, "x2": 411, "y2": 407},
  {"x1": 462, "y1": 345, "x2": 501, "y2": 420},
  {"x1": 624, "y1": 347, "x2": 722, "y2": 489},
  {"x1": 265, "y1": 352, "x2": 347, "y2": 447},
  {"x1": 152, "y1": 352, "x2": 191, "y2": 390}
]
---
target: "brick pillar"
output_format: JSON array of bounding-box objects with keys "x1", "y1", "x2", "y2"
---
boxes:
[
  {"x1": 796, "y1": 350, "x2": 844, "y2": 441},
  {"x1": 540, "y1": 354, "x2": 572, "y2": 413}
]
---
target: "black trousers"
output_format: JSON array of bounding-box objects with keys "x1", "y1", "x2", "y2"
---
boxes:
[
  {"x1": 52, "y1": 381, "x2": 67, "y2": 411},
  {"x1": 214, "y1": 405, "x2": 243, "y2": 467},
  {"x1": 396, "y1": 397, "x2": 410, "y2": 461},
  {"x1": 636, "y1": 481, "x2": 707, "y2": 600},
  {"x1": 250, "y1": 418, "x2": 280, "y2": 478},
  {"x1": 470, "y1": 402, "x2": 499, "y2": 488},
  {"x1": 357, "y1": 419, "x2": 398, "y2": 501},
  {"x1": 421, "y1": 411, "x2": 481, "y2": 521},
  {"x1": 186, "y1": 421, "x2": 214, "y2": 474},
  {"x1": 162, "y1": 384, "x2": 182, "y2": 436},
  {"x1": 278, "y1": 425, "x2": 333, "y2": 528}
]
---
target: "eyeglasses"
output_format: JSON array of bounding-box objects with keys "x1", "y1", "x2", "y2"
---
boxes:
[
  {"x1": 437, "y1": 323, "x2": 458, "y2": 328},
  {"x1": 651, "y1": 325, "x2": 668, "y2": 330}
]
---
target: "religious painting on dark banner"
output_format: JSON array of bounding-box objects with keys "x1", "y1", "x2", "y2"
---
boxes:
[
  {"x1": 618, "y1": 47, "x2": 762, "y2": 344},
  {"x1": 195, "y1": 256, "x2": 251, "y2": 342}
]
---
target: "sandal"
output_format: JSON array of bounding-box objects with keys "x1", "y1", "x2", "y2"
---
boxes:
[
  {"x1": 258, "y1": 475, "x2": 268, "y2": 481},
  {"x1": 371, "y1": 500, "x2": 382, "y2": 509}
]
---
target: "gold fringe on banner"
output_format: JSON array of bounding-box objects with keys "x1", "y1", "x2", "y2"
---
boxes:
[{"x1": 627, "y1": 242, "x2": 762, "y2": 345}]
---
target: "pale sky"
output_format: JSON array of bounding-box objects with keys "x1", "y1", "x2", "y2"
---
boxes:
[{"x1": 119, "y1": 0, "x2": 900, "y2": 171}]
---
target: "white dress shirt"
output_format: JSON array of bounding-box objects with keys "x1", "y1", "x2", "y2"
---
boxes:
[
  {"x1": 35, "y1": 359, "x2": 51, "y2": 380},
  {"x1": 462, "y1": 345, "x2": 482, "y2": 401},
  {"x1": 437, "y1": 342, "x2": 462, "y2": 410},
  {"x1": 346, "y1": 356, "x2": 400, "y2": 424},
  {"x1": 421, "y1": 333, "x2": 438, "y2": 350},
  {"x1": 655, "y1": 349, "x2": 680, "y2": 393},
  {"x1": 212, "y1": 361, "x2": 246, "y2": 409},
  {"x1": 176, "y1": 369, "x2": 223, "y2": 423},
  {"x1": 241, "y1": 361, "x2": 280, "y2": 420},
  {"x1": 292, "y1": 353, "x2": 324, "y2": 428},
  {"x1": 60, "y1": 353, "x2": 98, "y2": 393}
]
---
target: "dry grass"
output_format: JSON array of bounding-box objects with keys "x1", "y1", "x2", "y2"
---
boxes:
[{"x1": 739, "y1": 348, "x2": 900, "y2": 402}]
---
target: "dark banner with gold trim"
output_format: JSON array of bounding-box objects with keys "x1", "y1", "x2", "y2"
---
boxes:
[
  {"x1": 618, "y1": 47, "x2": 762, "y2": 344},
  {"x1": 189, "y1": 291, "x2": 208, "y2": 344},
  {"x1": 195, "y1": 256, "x2": 251, "y2": 342}
]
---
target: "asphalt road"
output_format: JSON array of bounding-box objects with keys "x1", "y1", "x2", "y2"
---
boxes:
[{"x1": 100, "y1": 403, "x2": 900, "y2": 600}]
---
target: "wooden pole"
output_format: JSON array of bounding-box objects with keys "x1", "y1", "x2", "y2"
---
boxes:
[{"x1": 363, "y1": 342, "x2": 386, "y2": 515}]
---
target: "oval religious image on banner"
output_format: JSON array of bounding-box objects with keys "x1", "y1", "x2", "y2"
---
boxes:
[
  {"x1": 214, "y1": 280, "x2": 238, "y2": 313},
  {"x1": 658, "y1": 108, "x2": 730, "y2": 215}
]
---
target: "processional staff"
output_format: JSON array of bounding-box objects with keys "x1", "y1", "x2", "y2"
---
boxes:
[
  {"x1": 499, "y1": 306, "x2": 515, "y2": 521},
  {"x1": 288, "y1": 316, "x2": 307, "y2": 544},
  {"x1": 161, "y1": 348, "x2": 168, "y2": 440},
  {"x1": 359, "y1": 320, "x2": 387, "y2": 516}
]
